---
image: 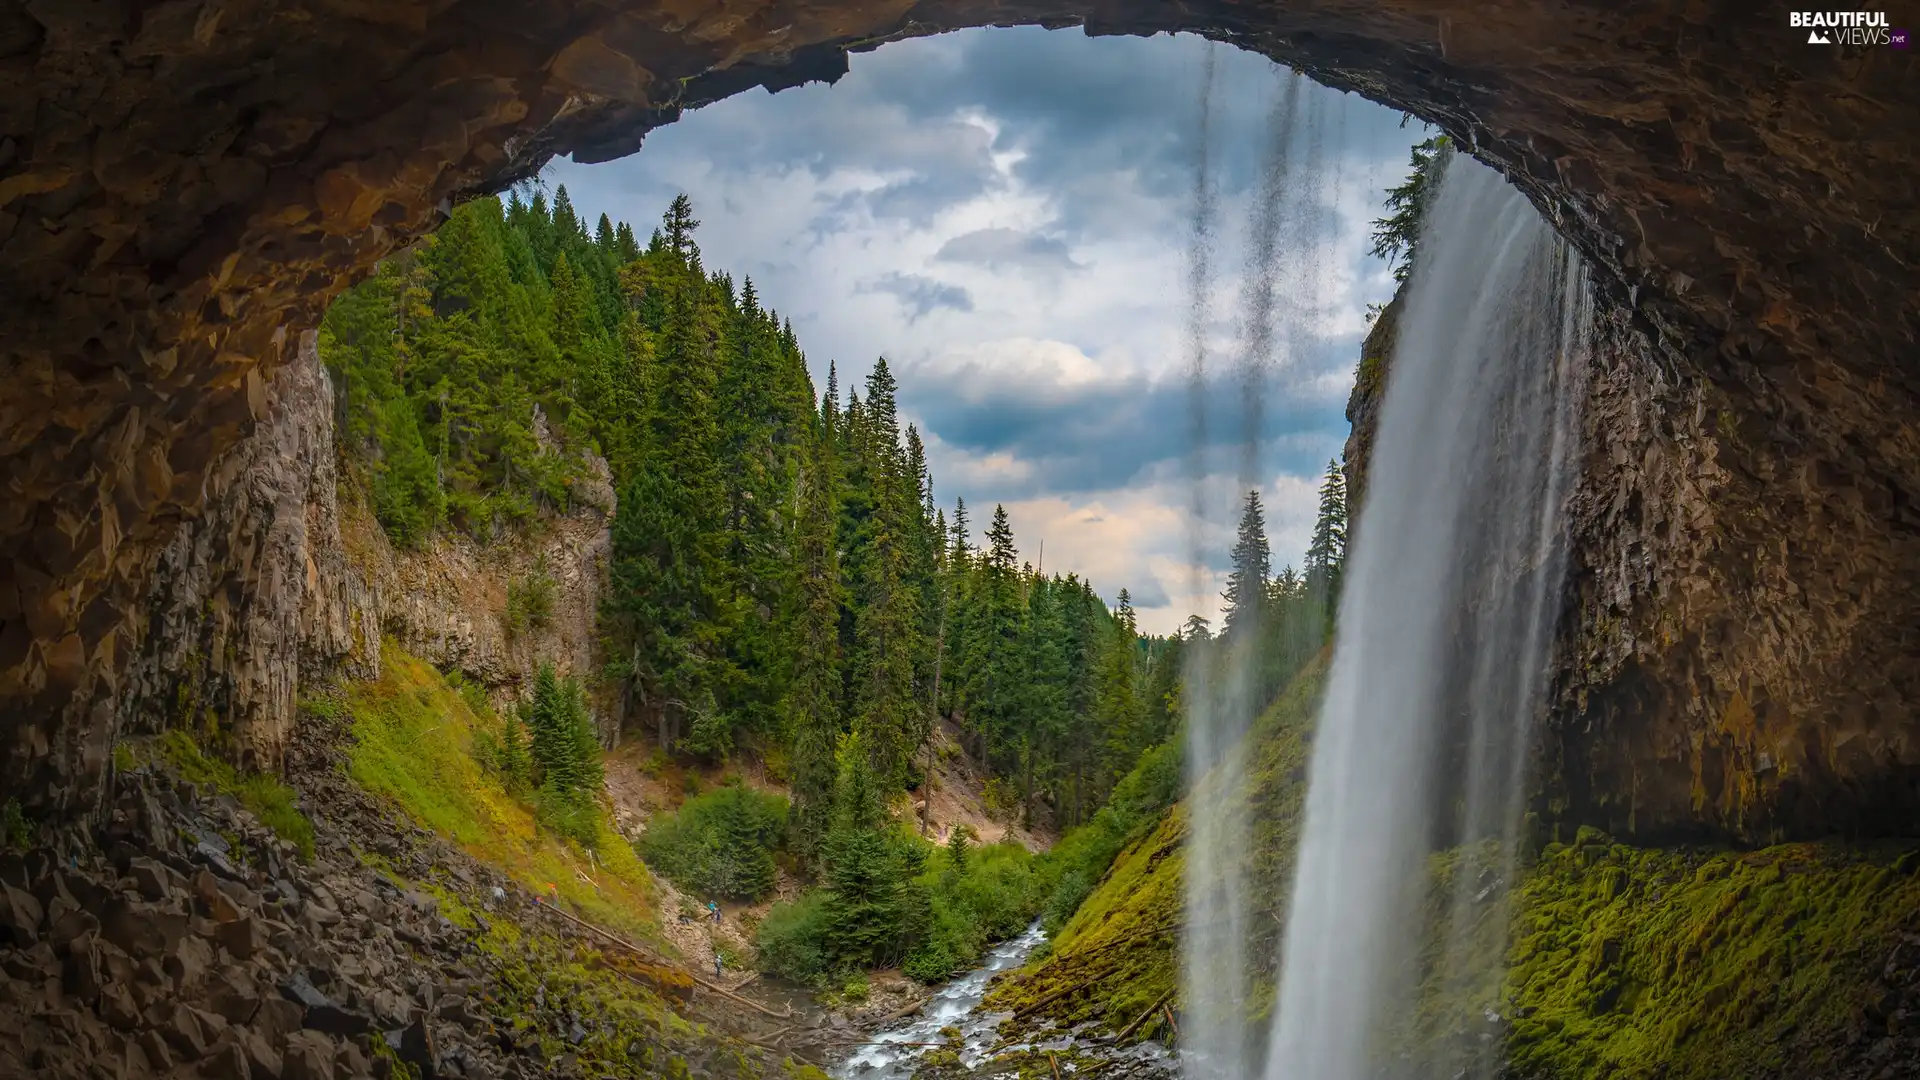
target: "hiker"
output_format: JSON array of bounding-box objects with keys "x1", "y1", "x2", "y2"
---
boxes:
[
  {"x1": 713, "y1": 949, "x2": 724, "y2": 979},
  {"x1": 709, "y1": 900, "x2": 721, "y2": 924}
]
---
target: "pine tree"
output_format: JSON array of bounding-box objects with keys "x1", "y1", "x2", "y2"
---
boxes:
[
  {"x1": 526, "y1": 663, "x2": 568, "y2": 785},
  {"x1": 1095, "y1": 588, "x2": 1143, "y2": 790},
  {"x1": 604, "y1": 197, "x2": 731, "y2": 753},
  {"x1": 1305, "y1": 459, "x2": 1348, "y2": 602},
  {"x1": 1222, "y1": 490, "x2": 1272, "y2": 642},
  {"x1": 663, "y1": 194, "x2": 700, "y2": 258},
  {"x1": 1370, "y1": 135, "x2": 1452, "y2": 283},
  {"x1": 786, "y1": 436, "x2": 844, "y2": 867},
  {"x1": 821, "y1": 731, "x2": 914, "y2": 966},
  {"x1": 963, "y1": 505, "x2": 1026, "y2": 770},
  {"x1": 850, "y1": 359, "x2": 922, "y2": 789}
]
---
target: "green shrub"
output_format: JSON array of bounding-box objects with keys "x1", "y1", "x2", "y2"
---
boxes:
[
  {"x1": 905, "y1": 840, "x2": 1039, "y2": 981},
  {"x1": 638, "y1": 784, "x2": 789, "y2": 901},
  {"x1": 1, "y1": 799, "x2": 30, "y2": 852},
  {"x1": 756, "y1": 890, "x2": 837, "y2": 983},
  {"x1": 758, "y1": 733, "x2": 1047, "y2": 986},
  {"x1": 506, "y1": 557, "x2": 557, "y2": 635}
]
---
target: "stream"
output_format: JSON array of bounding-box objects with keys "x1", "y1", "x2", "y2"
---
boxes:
[
  {"x1": 832, "y1": 922, "x2": 1046, "y2": 1079},
  {"x1": 830, "y1": 922, "x2": 1178, "y2": 1080}
]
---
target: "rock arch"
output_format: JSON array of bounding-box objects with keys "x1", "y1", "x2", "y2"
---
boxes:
[{"x1": 2, "y1": 0, "x2": 1915, "y2": 826}]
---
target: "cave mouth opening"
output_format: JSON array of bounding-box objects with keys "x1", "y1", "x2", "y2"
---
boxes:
[{"x1": 4, "y1": 6, "x2": 1917, "y2": 846}]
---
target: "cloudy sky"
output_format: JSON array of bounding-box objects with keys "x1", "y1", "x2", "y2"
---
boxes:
[{"x1": 548, "y1": 27, "x2": 1426, "y2": 635}]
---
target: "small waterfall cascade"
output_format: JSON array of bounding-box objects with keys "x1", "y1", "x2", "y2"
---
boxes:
[{"x1": 1259, "y1": 154, "x2": 1590, "y2": 1080}]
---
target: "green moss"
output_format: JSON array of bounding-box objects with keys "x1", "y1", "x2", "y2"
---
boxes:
[
  {"x1": 1355, "y1": 352, "x2": 1386, "y2": 399},
  {"x1": 370, "y1": 1032, "x2": 421, "y2": 1080},
  {"x1": 1499, "y1": 841, "x2": 1920, "y2": 1080},
  {"x1": 343, "y1": 641, "x2": 663, "y2": 945},
  {"x1": 989, "y1": 653, "x2": 1328, "y2": 1035},
  {"x1": 148, "y1": 730, "x2": 315, "y2": 860}
]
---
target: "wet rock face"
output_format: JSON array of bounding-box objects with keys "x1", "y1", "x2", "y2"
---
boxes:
[
  {"x1": 0, "y1": 2, "x2": 1915, "y2": 829},
  {"x1": 1349, "y1": 288, "x2": 1920, "y2": 841},
  {"x1": 1549, "y1": 304, "x2": 1920, "y2": 843}
]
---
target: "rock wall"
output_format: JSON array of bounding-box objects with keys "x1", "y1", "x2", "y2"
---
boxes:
[
  {"x1": 1550, "y1": 304, "x2": 1920, "y2": 842},
  {"x1": 114, "y1": 330, "x2": 614, "y2": 778},
  {"x1": 340, "y1": 453, "x2": 614, "y2": 712},
  {"x1": 1340, "y1": 292, "x2": 1401, "y2": 525},
  {"x1": 1347, "y1": 272, "x2": 1920, "y2": 842},
  {"x1": 116, "y1": 331, "x2": 377, "y2": 774}
]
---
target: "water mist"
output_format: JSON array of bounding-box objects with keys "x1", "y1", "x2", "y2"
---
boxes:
[
  {"x1": 1181, "y1": 65, "x2": 1343, "y2": 1080},
  {"x1": 1261, "y1": 154, "x2": 1590, "y2": 1080}
]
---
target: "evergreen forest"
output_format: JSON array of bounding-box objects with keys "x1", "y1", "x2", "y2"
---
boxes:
[{"x1": 318, "y1": 186, "x2": 1350, "y2": 985}]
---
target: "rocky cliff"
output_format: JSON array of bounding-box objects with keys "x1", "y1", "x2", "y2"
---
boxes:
[
  {"x1": 1343, "y1": 269, "x2": 1920, "y2": 844},
  {"x1": 113, "y1": 329, "x2": 615, "y2": 780},
  {"x1": 1551, "y1": 302, "x2": 1920, "y2": 843}
]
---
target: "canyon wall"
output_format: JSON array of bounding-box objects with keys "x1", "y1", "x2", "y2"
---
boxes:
[
  {"x1": 1348, "y1": 285, "x2": 1920, "y2": 843},
  {"x1": 1552, "y1": 304, "x2": 1920, "y2": 843},
  {"x1": 112, "y1": 332, "x2": 614, "y2": 779}
]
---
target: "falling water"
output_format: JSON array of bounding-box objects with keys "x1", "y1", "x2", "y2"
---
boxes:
[
  {"x1": 1182, "y1": 65, "x2": 1342, "y2": 1080},
  {"x1": 1261, "y1": 154, "x2": 1589, "y2": 1080}
]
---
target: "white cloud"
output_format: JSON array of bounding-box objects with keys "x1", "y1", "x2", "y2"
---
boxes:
[{"x1": 546, "y1": 26, "x2": 1419, "y2": 634}]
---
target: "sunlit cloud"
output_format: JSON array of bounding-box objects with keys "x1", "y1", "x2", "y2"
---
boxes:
[{"x1": 546, "y1": 25, "x2": 1422, "y2": 636}]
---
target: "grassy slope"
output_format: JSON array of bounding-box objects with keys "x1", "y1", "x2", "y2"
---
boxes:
[
  {"x1": 340, "y1": 641, "x2": 664, "y2": 945},
  {"x1": 144, "y1": 729, "x2": 318, "y2": 859},
  {"x1": 988, "y1": 653, "x2": 1327, "y2": 1032},
  {"x1": 991, "y1": 653, "x2": 1920, "y2": 1079}
]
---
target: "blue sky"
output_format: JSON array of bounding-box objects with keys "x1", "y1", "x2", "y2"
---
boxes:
[{"x1": 548, "y1": 27, "x2": 1423, "y2": 634}]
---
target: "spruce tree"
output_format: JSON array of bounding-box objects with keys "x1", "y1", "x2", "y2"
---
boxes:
[
  {"x1": 1370, "y1": 136, "x2": 1452, "y2": 283},
  {"x1": 604, "y1": 197, "x2": 731, "y2": 752},
  {"x1": 1222, "y1": 490, "x2": 1272, "y2": 643},
  {"x1": 1305, "y1": 459, "x2": 1349, "y2": 603},
  {"x1": 851, "y1": 360, "x2": 922, "y2": 789},
  {"x1": 821, "y1": 731, "x2": 912, "y2": 967},
  {"x1": 786, "y1": 435, "x2": 844, "y2": 867}
]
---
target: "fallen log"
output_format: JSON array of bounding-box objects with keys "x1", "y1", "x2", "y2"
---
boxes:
[
  {"x1": 1114, "y1": 987, "x2": 1175, "y2": 1043},
  {"x1": 533, "y1": 899, "x2": 794, "y2": 1019},
  {"x1": 875, "y1": 995, "x2": 931, "y2": 1025}
]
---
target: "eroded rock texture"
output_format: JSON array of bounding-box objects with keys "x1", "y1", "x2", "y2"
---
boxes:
[
  {"x1": 1552, "y1": 304, "x2": 1920, "y2": 843},
  {"x1": 0, "y1": 1, "x2": 1915, "y2": 832},
  {"x1": 116, "y1": 331, "x2": 377, "y2": 775},
  {"x1": 113, "y1": 334, "x2": 614, "y2": 778}
]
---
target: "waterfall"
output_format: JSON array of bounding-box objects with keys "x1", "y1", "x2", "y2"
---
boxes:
[
  {"x1": 1260, "y1": 154, "x2": 1589, "y2": 1080},
  {"x1": 1182, "y1": 64, "x2": 1343, "y2": 1080}
]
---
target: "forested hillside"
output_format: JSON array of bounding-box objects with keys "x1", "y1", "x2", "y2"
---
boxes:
[{"x1": 316, "y1": 185, "x2": 1206, "y2": 834}]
